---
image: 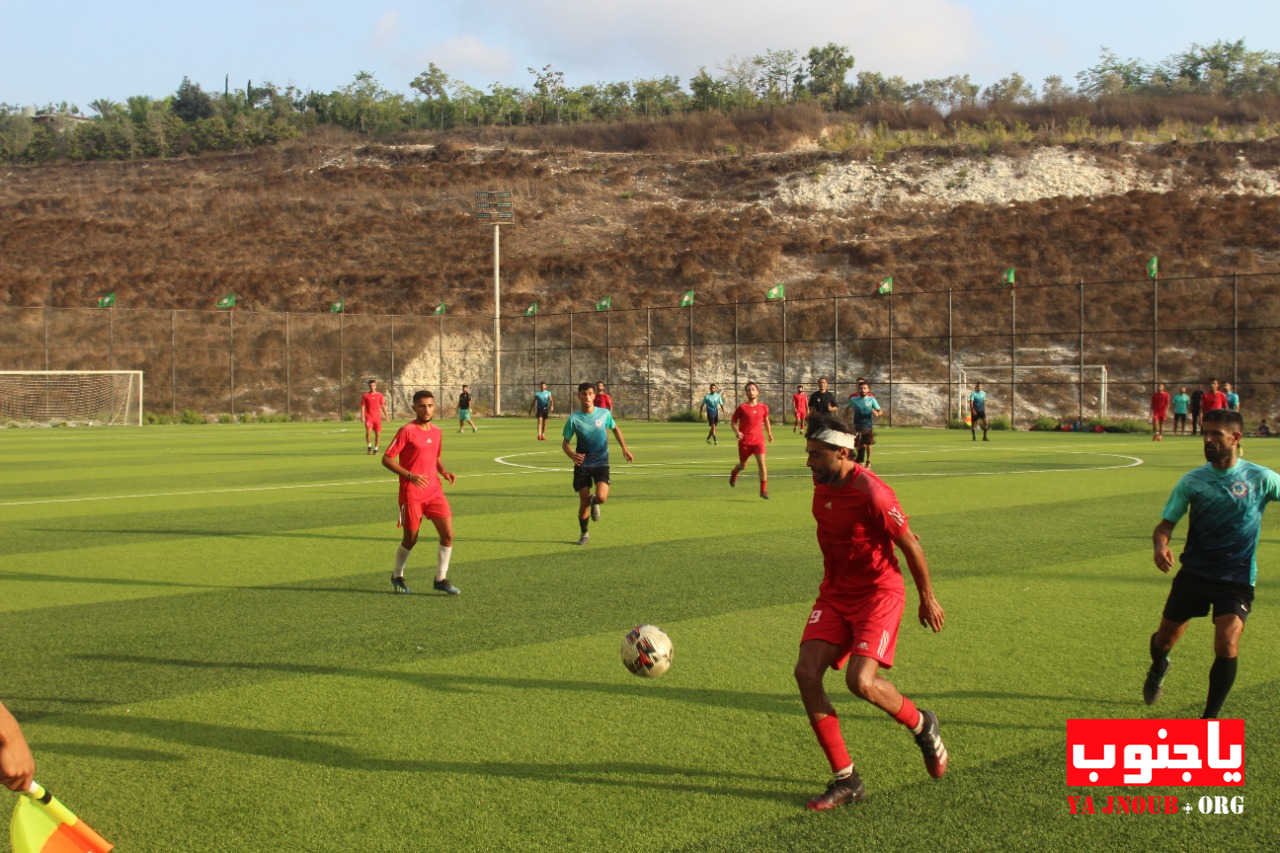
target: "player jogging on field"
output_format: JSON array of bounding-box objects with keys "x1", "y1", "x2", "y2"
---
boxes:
[
  {"x1": 1145, "y1": 408, "x2": 1280, "y2": 718},
  {"x1": 969, "y1": 383, "x2": 989, "y2": 441},
  {"x1": 382, "y1": 390, "x2": 460, "y2": 595},
  {"x1": 360, "y1": 379, "x2": 388, "y2": 455},
  {"x1": 457, "y1": 385, "x2": 478, "y2": 433},
  {"x1": 594, "y1": 381, "x2": 614, "y2": 411},
  {"x1": 808, "y1": 377, "x2": 838, "y2": 418},
  {"x1": 530, "y1": 382, "x2": 554, "y2": 441},
  {"x1": 1151, "y1": 382, "x2": 1171, "y2": 442},
  {"x1": 730, "y1": 381, "x2": 774, "y2": 499},
  {"x1": 796, "y1": 413, "x2": 947, "y2": 810},
  {"x1": 563, "y1": 382, "x2": 634, "y2": 546},
  {"x1": 699, "y1": 383, "x2": 726, "y2": 445},
  {"x1": 845, "y1": 380, "x2": 882, "y2": 467},
  {"x1": 1224, "y1": 382, "x2": 1240, "y2": 412},
  {"x1": 792, "y1": 384, "x2": 809, "y2": 433}
]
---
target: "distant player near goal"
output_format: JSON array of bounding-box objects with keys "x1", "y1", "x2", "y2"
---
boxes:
[
  {"x1": 381, "y1": 390, "x2": 460, "y2": 595},
  {"x1": 360, "y1": 379, "x2": 389, "y2": 455},
  {"x1": 969, "y1": 383, "x2": 989, "y2": 441},
  {"x1": 1145, "y1": 408, "x2": 1279, "y2": 718},
  {"x1": 699, "y1": 383, "x2": 726, "y2": 445},
  {"x1": 1150, "y1": 382, "x2": 1171, "y2": 442},
  {"x1": 792, "y1": 384, "x2": 809, "y2": 434},
  {"x1": 796, "y1": 413, "x2": 948, "y2": 810},
  {"x1": 530, "y1": 382, "x2": 554, "y2": 441},
  {"x1": 845, "y1": 379, "x2": 882, "y2": 467}
]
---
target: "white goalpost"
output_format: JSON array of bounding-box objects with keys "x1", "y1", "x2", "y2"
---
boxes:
[{"x1": 0, "y1": 370, "x2": 144, "y2": 426}]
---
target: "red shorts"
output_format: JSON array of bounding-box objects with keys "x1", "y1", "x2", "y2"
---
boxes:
[
  {"x1": 365, "y1": 419, "x2": 382, "y2": 431},
  {"x1": 398, "y1": 490, "x2": 451, "y2": 531},
  {"x1": 738, "y1": 441, "x2": 766, "y2": 463},
  {"x1": 801, "y1": 588, "x2": 905, "y2": 669},
  {"x1": 1152, "y1": 410, "x2": 1168, "y2": 421}
]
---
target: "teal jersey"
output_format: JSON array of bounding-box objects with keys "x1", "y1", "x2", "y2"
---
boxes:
[
  {"x1": 1161, "y1": 459, "x2": 1280, "y2": 586},
  {"x1": 563, "y1": 407, "x2": 617, "y2": 468},
  {"x1": 1172, "y1": 393, "x2": 1190, "y2": 415},
  {"x1": 969, "y1": 390, "x2": 987, "y2": 410},
  {"x1": 702, "y1": 392, "x2": 724, "y2": 412},
  {"x1": 534, "y1": 390, "x2": 552, "y2": 408},
  {"x1": 1227, "y1": 391, "x2": 1240, "y2": 410},
  {"x1": 847, "y1": 395, "x2": 881, "y2": 428}
]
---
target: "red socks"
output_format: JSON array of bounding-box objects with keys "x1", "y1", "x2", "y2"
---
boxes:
[
  {"x1": 810, "y1": 714, "x2": 852, "y2": 774},
  {"x1": 892, "y1": 696, "x2": 922, "y2": 730}
]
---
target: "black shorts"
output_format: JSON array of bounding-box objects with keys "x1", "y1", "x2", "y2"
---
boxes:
[
  {"x1": 1174, "y1": 413, "x2": 1187, "y2": 426},
  {"x1": 971, "y1": 409, "x2": 987, "y2": 422},
  {"x1": 536, "y1": 406, "x2": 549, "y2": 418},
  {"x1": 855, "y1": 427, "x2": 874, "y2": 446},
  {"x1": 707, "y1": 412, "x2": 719, "y2": 425},
  {"x1": 573, "y1": 465, "x2": 610, "y2": 492},
  {"x1": 1162, "y1": 570, "x2": 1254, "y2": 623}
]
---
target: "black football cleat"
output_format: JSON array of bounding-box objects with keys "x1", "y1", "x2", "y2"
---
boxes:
[
  {"x1": 915, "y1": 709, "x2": 949, "y2": 779},
  {"x1": 391, "y1": 576, "x2": 410, "y2": 594},
  {"x1": 805, "y1": 771, "x2": 866, "y2": 811}
]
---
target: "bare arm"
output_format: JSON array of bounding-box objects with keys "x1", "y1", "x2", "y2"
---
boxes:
[
  {"x1": 764, "y1": 412, "x2": 774, "y2": 442},
  {"x1": 562, "y1": 438, "x2": 584, "y2": 465},
  {"x1": 0, "y1": 701, "x2": 35, "y2": 792},
  {"x1": 612, "y1": 426, "x2": 635, "y2": 462},
  {"x1": 1153, "y1": 519, "x2": 1176, "y2": 573},
  {"x1": 381, "y1": 447, "x2": 429, "y2": 489},
  {"x1": 894, "y1": 525, "x2": 944, "y2": 633}
]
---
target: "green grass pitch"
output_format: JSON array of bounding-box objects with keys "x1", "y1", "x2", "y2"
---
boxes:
[{"x1": 2, "y1": 419, "x2": 1276, "y2": 850}]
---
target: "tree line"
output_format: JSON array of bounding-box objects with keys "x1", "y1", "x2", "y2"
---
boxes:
[{"x1": 2, "y1": 39, "x2": 1278, "y2": 162}]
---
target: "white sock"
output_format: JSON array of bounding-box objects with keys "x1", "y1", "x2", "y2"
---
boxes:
[
  {"x1": 435, "y1": 545, "x2": 453, "y2": 581},
  {"x1": 393, "y1": 545, "x2": 411, "y2": 578}
]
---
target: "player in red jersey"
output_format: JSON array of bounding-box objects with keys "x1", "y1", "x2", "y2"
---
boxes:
[
  {"x1": 1201, "y1": 379, "x2": 1228, "y2": 415},
  {"x1": 1150, "y1": 382, "x2": 1171, "y2": 442},
  {"x1": 795, "y1": 412, "x2": 947, "y2": 811},
  {"x1": 792, "y1": 384, "x2": 809, "y2": 433},
  {"x1": 381, "y1": 390, "x2": 459, "y2": 595},
  {"x1": 360, "y1": 379, "x2": 389, "y2": 455},
  {"x1": 594, "y1": 381, "x2": 614, "y2": 411},
  {"x1": 730, "y1": 381, "x2": 774, "y2": 499}
]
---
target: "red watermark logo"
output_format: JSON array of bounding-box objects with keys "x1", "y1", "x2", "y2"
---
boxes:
[{"x1": 1066, "y1": 719, "x2": 1244, "y2": 787}]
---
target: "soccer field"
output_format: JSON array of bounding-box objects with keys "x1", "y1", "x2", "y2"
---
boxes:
[{"x1": 2, "y1": 420, "x2": 1276, "y2": 850}]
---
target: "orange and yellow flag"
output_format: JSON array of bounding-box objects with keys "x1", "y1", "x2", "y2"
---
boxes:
[{"x1": 11, "y1": 782, "x2": 112, "y2": 853}]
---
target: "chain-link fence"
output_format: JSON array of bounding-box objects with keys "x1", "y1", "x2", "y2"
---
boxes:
[{"x1": 3, "y1": 272, "x2": 1278, "y2": 426}]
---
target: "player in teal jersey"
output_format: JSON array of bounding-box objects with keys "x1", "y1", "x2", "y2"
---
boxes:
[
  {"x1": 1146, "y1": 409, "x2": 1280, "y2": 718},
  {"x1": 699, "y1": 383, "x2": 726, "y2": 445},
  {"x1": 844, "y1": 380, "x2": 882, "y2": 466},
  {"x1": 1172, "y1": 386, "x2": 1191, "y2": 434},
  {"x1": 530, "y1": 382, "x2": 555, "y2": 441},
  {"x1": 562, "y1": 382, "x2": 634, "y2": 545},
  {"x1": 968, "y1": 383, "x2": 988, "y2": 441}
]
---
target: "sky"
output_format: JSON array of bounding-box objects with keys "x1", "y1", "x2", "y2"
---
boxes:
[{"x1": 2, "y1": 0, "x2": 1276, "y2": 110}]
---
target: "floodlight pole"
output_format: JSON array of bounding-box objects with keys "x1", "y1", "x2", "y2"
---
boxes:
[{"x1": 493, "y1": 222, "x2": 501, "y2": 415}]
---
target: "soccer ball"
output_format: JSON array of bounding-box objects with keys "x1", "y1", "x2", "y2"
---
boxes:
[{"x1": 620, "y1": 624, "x2": 673, "y2": 677}]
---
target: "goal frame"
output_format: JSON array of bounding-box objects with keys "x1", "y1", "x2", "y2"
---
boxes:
[
  {"x1": 0, "y1": 370, "x2": 144, "y2": 426},
  {"x1": 954, "y1": 363, "x2": 1109, "y2": 422}
]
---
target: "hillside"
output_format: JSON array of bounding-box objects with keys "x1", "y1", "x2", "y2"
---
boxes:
[
  {"x1": 3, "y1": 132, "x2": 1280, "y2": 314},
  {"x1": 2, "y1": 128, "x2": 1279, "y2": 424}
]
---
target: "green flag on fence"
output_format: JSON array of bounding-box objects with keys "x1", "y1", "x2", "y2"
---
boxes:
[
  {"x1": 876, "y1": 276, "x2": 894, "y2": 295},
  {"x1": 330, "y1": 300, "x2": 345, "y2": 313},
  {"x1": 766, "y1": 283, "x2": 785, "y2": 301},
  {"x1": 433, "y1": 302, "x2": 447, "y2": 315},
  {"x1": 524, "y1": 302, "x2": 539, "y2": 317},
  {"x1": 1002, "y1": 267, "x2": 1016, "y2": 286},
  {"x1": 96, "y1": 292, "x2": 115, "y2": 308},
  {"x1": 679, "y1": 290, "x2": 695, "y2": 307},
  {"x1": 595, "y1": 296, "x2": 612, "y2": 311},
  {"x1": 216, "y1": 293, "x2": 237, "y2": 310},
  {"x1": 1147, "y1": 255, "x2": 1159, "y2": 280}
]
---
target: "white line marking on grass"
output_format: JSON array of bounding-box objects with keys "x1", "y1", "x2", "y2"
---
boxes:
[{"x1": 0, "y1": 478, "x2": 389, "y2": 508}]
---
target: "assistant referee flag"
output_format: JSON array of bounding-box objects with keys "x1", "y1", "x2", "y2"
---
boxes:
[{"x1": 10, "y1": 782, "x2": 112, "y2": 853}]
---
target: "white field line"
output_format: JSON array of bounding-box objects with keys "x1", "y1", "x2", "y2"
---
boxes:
[{"x1": 1, "y1": 448, "x2": 1144, "y2": 509}]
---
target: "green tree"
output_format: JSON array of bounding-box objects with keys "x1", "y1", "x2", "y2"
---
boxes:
[
  {"x1": 982, "y1": 72, "x2": 1035, "y2": 104},
  {"x1": 1076, "y1": 48, "x2": 1150, "y2": 97},
  {"x1": 805, "y1": 43, "x2": 855, "y2": 107},
  {"x1": 172, "y1": 77, "x2": 215, "y2": 122}
]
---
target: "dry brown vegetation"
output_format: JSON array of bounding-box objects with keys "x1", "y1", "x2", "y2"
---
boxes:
[{"x1": 4, "y1": 126, "x2": 1280, "y2": 320}]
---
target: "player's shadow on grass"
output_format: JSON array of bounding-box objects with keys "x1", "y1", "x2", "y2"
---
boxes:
[
  {"x1": 51, "y1": 710, "x2": 802, "y2": 802},
  {"x1": 26, "y1": 526, "x2": 389, "y2": 544}
]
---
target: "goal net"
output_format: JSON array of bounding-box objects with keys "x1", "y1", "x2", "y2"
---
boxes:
[
  {"x1": 0, "y1": 371, "x2": 143, "y2": 426},
  {"x1": 954, "y1": 363, "x2": 1109, "y2": 422}
]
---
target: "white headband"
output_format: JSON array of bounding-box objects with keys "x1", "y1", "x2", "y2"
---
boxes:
[{"x1": 812, "y1": 428, "x2": 858, "y2": 450}]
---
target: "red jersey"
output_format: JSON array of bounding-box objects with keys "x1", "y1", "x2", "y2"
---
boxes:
[
  {"x1": 1150, "y1": 390, "x2": 1170, "y2": 415},
  {"x1": 792, "y1": 392, "x2": 808, "y2": 414},
  {"x1": 361, "y1": 391, "x2": 385, "y2": 422},
  {"x1": 596, "y1": 392, "x2": 613, "y2": 410},
  {"x1": 812, "y1": 466, "x2": 908, "y2": 598},
  {"x1": 1201, "y1": 391, "x2": 1227, "y2": 412},
  {"x1": 732, "y1": 402, "x2": 770, "y2": 444},
  {"x1": 385, "y1": 421, "x2": 444, "y2": 497}
]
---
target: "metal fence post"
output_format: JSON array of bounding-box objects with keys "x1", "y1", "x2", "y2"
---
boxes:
[
  {"x1": 388, "y1": 314, "x2": 395, "y2": 419},
  {"x1": 1009, "y1": 287, "x2": 1016, "y2": 430},
  {"x1": 780, "y1": 298, "x2": 788, "y2": 422},
  {"x1": 687, "y1": 303, "x2": 694, "y2": 412},
  {"x1": 733, "y1": 301, "x2": 740, "y2": 410},
  {"x1": 286, "y1": 312, "x2": 292, "y2": 420},
  {"x1": 888, "y1": 290, "x2": 895, "y2": 426},
  {"x1": 1078, "y1": 281, "x2": 1085, "y2": 424},
  {"x1": 946, "y1": 288, "x2": 953, "y2": 426},
  {"x1": 1232, "y1": 272, "x2": 1239, "y2": 386},
  {"x1": 229, "y1": 309, "x2": 236, "y2": 418},
  {"x1": 645, "y1": 308, "x2": 652, "y2": 421},
  {"x1": 170, "y1": 310, "x2": 177, "y2": 417}
]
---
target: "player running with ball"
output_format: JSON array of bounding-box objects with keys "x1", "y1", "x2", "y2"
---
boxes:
[
  {"x1": 382, "y1": 390, "x2": 460, "y2": 595},
  {"x1": 796, "y1": 412, "x2": 948, "y2": 810},
  {"x1": 563, "y1": 382, "x2": 634, "y2": 546}
]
